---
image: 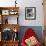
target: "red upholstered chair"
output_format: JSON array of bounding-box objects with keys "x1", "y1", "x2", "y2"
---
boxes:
[{"x1": 21, "y1": 28, "x2": 41, "y2": 46}]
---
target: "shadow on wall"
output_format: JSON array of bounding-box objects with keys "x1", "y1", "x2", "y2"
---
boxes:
[{"x1": 18, "y1": 26, "x2": 43, "y2": 44}]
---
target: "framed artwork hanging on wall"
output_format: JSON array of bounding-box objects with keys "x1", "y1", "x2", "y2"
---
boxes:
[{"x1": 25, "y1": 7, "x2": 36, "y2": 20}]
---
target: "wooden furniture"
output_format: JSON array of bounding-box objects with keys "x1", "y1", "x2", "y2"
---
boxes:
[
  {"x1": 0, "y1": 7, "x2": 19, "y2": 46},
  {"x1": 0, "y1": 41, "x2": 2, "y2": 46},
  {"x1": 43, "y1": 0, "x2": 46, "y2": 26},
  {"x1": 44, "y1": 28, "x2": 46, "y2": 46},
  {"x1": 0, "y1": 7, "x2": 19, "y2": 24},
  {"x1": 43, "y1": 0, "x2": 46, "y2": 46},
  {"x1": 2, "y1": 41, "x2": 19, "y2": 46}
]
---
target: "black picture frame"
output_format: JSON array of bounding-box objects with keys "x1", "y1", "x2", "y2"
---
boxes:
[{"x1": 25, "y1": 7, "x2": 36, "y2": 20}]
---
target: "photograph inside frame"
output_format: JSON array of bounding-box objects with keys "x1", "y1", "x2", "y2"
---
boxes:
[{"x1": 25, "y1": 7, "x2": 36, "y2": 20}]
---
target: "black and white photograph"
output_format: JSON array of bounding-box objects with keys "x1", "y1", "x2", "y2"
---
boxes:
[{"x1": 25, "y1": 7, "x2": 36, "y2": 20}]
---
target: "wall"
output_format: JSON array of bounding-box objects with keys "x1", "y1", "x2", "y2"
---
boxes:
[
  {"x1": 18, "y1": 0, "x2": 44, "y2": 26},
  {"x1": 0, "y1": 0, "x2": 44, "y2": 26}
]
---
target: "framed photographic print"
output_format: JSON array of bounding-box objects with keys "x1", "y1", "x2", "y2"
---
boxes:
[
  {"x1": 2, "y1": 10, "x2": 9, "y2": 15},
  {"x1": 25, "y1": 7, "x2": 36, "y2": 20}
]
